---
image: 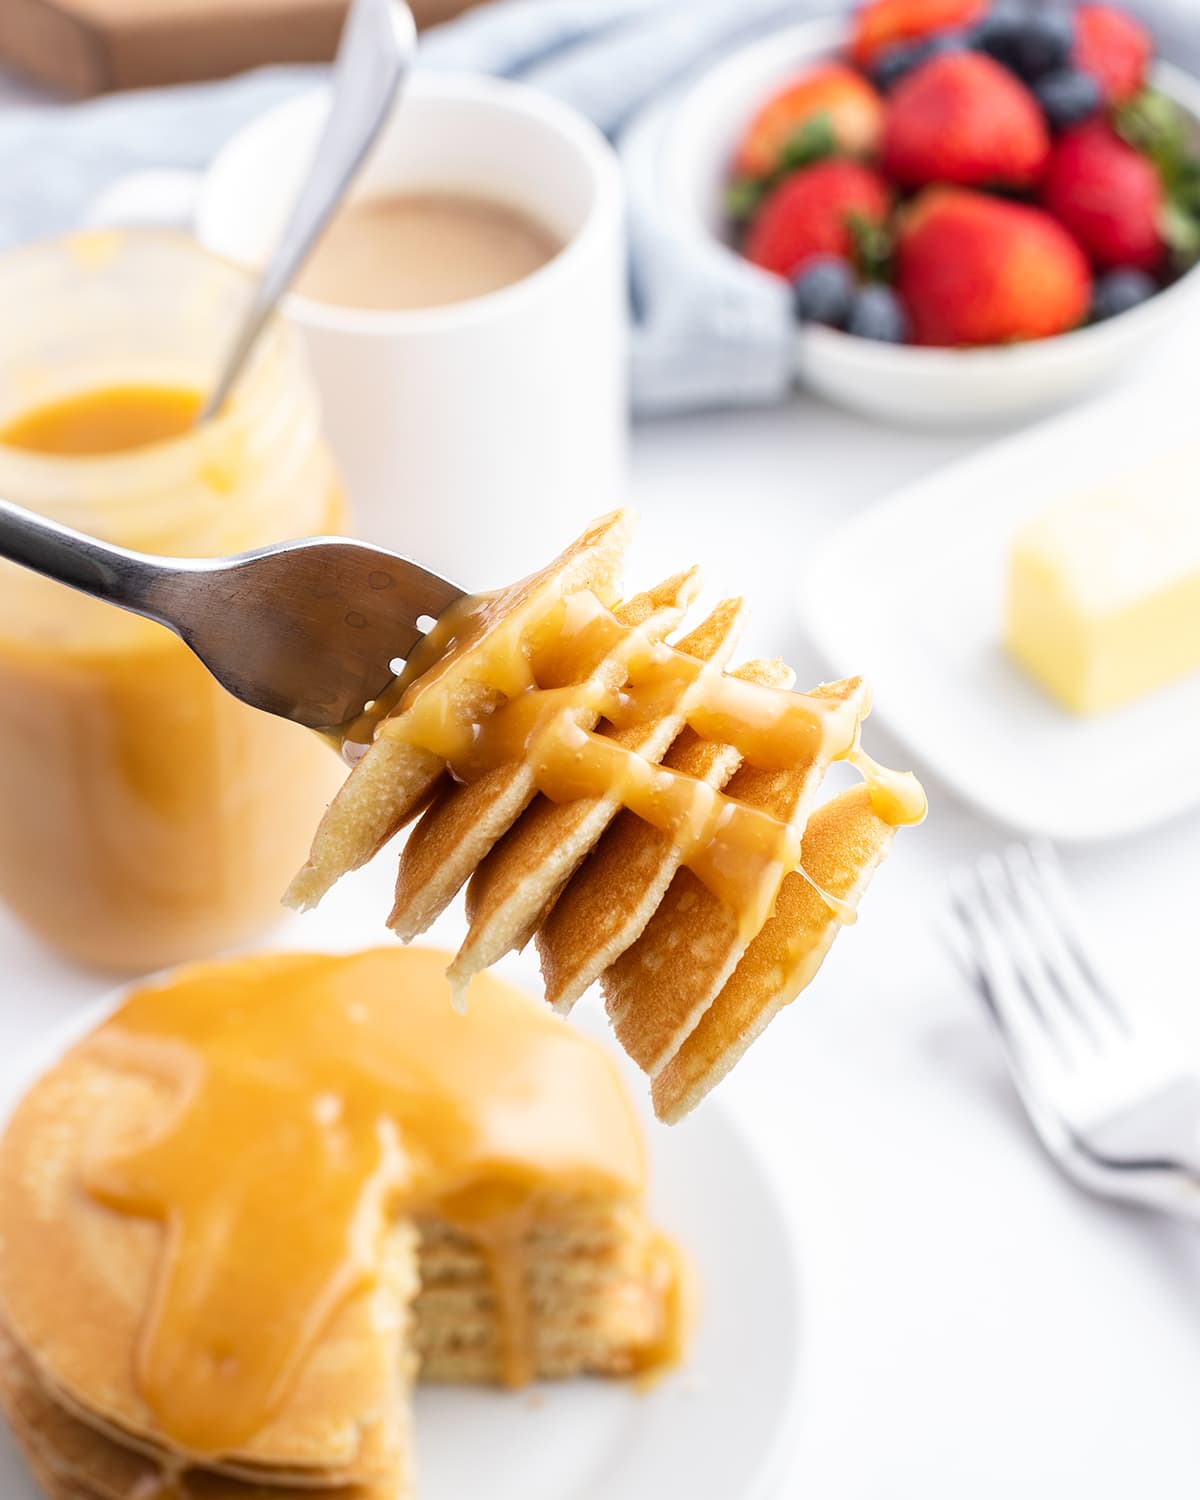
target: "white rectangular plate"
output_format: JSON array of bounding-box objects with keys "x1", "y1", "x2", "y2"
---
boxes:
[{"x1": 801, "y1": 379, "x2": 1200, "y2": 842}]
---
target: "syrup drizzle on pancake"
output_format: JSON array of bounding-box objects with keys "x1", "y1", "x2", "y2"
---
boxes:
[
  {"x1": 339, "y1": 586, "x2": 926, "y2": 940},
  {"x1": 78, "y1": 950, "x2": 664, "y2": 1456}
]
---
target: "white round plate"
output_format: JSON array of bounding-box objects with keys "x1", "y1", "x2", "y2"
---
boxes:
[{"x1": 0, "y1": 985, "x2": 802, "y2": 1500}]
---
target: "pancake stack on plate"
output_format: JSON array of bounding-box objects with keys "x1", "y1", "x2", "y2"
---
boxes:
[
  {"x1": 0, "y1": 950, "x2": 682, "y2": 1500},
  {"x1": 289, "y1": 510, "x2": 926, "y2": 1121}
]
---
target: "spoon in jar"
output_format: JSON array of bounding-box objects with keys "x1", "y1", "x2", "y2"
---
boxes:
[{"x1": 198, "y1": 0, "x2": 416, "y2": 423}]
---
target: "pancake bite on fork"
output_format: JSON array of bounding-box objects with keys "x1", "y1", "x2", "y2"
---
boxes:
[{"x1": 288, "y1": 510, "x2": 926, "y2": 1121}]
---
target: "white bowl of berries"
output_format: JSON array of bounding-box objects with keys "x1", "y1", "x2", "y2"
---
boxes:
[{"x1": 663, "y1": 2, "x2": 1200, "y2": 425}]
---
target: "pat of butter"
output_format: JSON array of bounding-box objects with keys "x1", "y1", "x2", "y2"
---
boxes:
[{"x1": 1006, "y1": 457, "x2": 1200, "y2": 714}]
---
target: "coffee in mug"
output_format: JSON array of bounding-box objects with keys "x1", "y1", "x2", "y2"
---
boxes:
[{"x1": 296, "y1": 191, "x2": 563, "y2": 310}]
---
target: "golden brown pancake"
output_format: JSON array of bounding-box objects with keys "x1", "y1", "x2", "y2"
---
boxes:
[
  {"x1": 536, "y1": 656, "x2": 795, "y2": 1016},
  {"x1": 653, "y1": 785, "x2": 895, "y2": 1123},
  {"x1": 0, "y1": 1321, "x2": 405, "y2": 1500},
  {"x1": 450, "y1": 596, "x2": 746, "y2": 989},
  {"x1": 287, "y1": 510, "x2": 926, "y2": 1119},
  {"x1": 602, "y1": 675, "x2": 870, "y2": 1079},
  {"x1": 389, "y1": 569, "x2": 702, "y2": 948}
]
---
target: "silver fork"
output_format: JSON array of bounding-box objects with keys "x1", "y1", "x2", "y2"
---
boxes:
[
  {"x1": 0, "y1": 496, "x2": 463, "y2": 733},
  {"x1": 947, "y1": 841, "x2": 1200, "y2": 1222}
]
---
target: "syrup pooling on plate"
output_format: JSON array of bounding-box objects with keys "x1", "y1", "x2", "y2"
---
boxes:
[
  {"x1": 344, "y1": 586, "x2": 925, "y2": 935},
  {"x1": 78, "y1": 950, "x2": 658, "y2": 1455}
]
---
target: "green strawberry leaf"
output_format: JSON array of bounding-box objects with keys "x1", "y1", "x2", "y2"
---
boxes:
[
  {"x1": 1115, "y1": 88, "x2": 1200, "y2": 199},
  {"x1": 1114, "y1": 88, "x2": 1185, "y2": 155},
  {"x1": 846, "y1": 211, "x2": 893, "y2": 282},
  {"x1": 1115, "y1": 88, "x2": 1200, "y2": 269},
  {"x1": 1160, "y1": 200, "x2": 1200, "y2": 271},
  {"x1": 778, "y1": 113, "x2": 838, "y2": 173},
  {"x1": 726, "y1": 176, "x2": 768, "y2": 225},
  {"x1": 1168, "y1": 155, "x2": 1200, "y2": 215},
  {"x1": 725, "y1": 112, "x2": 842, "y2": 230}
]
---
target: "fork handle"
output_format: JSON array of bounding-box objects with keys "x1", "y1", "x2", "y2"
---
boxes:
[{"x1": 0, "y1": 495, "x2": 189, "y2": 629}]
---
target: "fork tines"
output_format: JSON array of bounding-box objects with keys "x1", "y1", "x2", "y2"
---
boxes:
[{"x1": 949, "y1": 840, "x2": 1132, "y2": 1073}]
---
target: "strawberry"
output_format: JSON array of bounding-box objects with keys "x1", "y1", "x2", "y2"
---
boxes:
[
  {"x1": 743, "y1": 160, "x2": 891, "y2": 279},
  {"x1": 734, "y1": 64, "x2": 885, "y2": 178},
  {"x1": 1041, "y1": 121, "x2": 1164, "y2": 271},
  {"x1": 1074, "y1": 4, "x2": 1152, "y2": 105},
  {"x1": 882, "y1": 52, "x2": 1051, "y2": 189},
  {"x1": 849, "y1": 0, "x2": 986, "y2": 70},
  {"x1": 896, "y1": 187, "x2": 1092, "y2": 345}
]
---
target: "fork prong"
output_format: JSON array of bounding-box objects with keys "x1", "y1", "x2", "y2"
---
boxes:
[
  {"x1": 944, "y1": 891, "x2": 1092, "y2": 1165},
  {"x1": 977, "y1": 852, "x2": 1088, "y2": 1070},
  {"x1": 1002, "y1": 844, "x2": 1115, "y2": 1053},
  {"x1": 947, "y1": 856, "x2": 1200, "y2": 1216},
  {"x1": 946, "y1": 874, "x2": 1002, "y2": 1019},
  {"x1": 948, "y1": 863, "x2": 1073, "y2": 1076},
  {"x1": 1026, "y1": 840, "x2": 1133, "y2": 1036}
]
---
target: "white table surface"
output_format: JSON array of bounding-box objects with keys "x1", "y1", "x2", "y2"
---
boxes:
[{"x1": 3, "y1": 385, "x2": 1199, "y2": 1499}]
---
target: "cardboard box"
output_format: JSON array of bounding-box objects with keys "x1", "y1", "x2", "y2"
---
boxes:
[{"x1": 0, "y1": 0, "x2": 489, "y2": 97}]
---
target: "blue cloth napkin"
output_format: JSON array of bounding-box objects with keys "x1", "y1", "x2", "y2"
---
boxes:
[{"x1": 0, "y1": 0, "x2": 1196, "y2": 414}]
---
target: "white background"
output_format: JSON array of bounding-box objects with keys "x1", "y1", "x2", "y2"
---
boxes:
[{"x1": 2, "y1": 59, "x2": 1200, "y2": 1500}]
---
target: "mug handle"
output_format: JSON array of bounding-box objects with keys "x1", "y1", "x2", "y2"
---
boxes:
[{"x1": 86, "y1": 169, "x2": 205, "y2": 232}]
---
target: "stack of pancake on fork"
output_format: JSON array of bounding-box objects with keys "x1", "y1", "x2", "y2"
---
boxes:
[{"x1": 289, "y1": 511, "x2": 926, "y2": 1121}]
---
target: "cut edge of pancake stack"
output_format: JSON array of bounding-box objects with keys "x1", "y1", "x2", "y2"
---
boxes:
[
  {"x1": 412, "y1": 1203, "x2": 681, "y2": 1386},
  {"x1": 287, "y1": 509, "x2": 925, "y2": 1123}
]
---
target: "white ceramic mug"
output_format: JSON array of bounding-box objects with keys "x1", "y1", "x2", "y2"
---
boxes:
[{"x1": 93, "y1": 73, "x2": 628, "y2": 588}]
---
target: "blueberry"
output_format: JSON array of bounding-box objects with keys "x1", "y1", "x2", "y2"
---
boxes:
[
  {"x1": 792, "y1": 256, "x2": 857, "y2": 327},
  {"x1": 872, "y1": 39, "x2": 930, "y2": 90},
  {"x1": 970, "y1": 7, "x2": 1026, "y2": 63},
  {"x1": 872, "y1": 30, "x2": 968, "y2": 90},
  {"x1": 1034, "y1": 68, "x2": 1104, "y2": 130},
  {"x1": 845, "y1": 284, "x2": 911, "y2": 343},
  {"x1": 1021, "y1": 11, "x2": 1075, "y2": 76},
  {"x1": 1090, "y1": 269, "x2": 1159, "y2": 321},
  {"x1": 973, "y1": 6, "x2": 1074, "y2": 80}
]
